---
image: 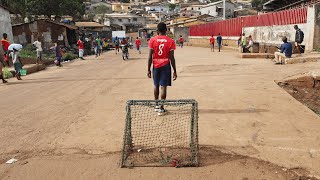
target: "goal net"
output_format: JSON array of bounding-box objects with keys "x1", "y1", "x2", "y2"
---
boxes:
[{"x1": 120, "y1": 99, "x2": 199, "y2": 167}]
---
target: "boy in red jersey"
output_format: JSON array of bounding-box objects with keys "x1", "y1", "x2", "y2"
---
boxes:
[
  {"x1": 148, "y1": 22, "x2": 177, "y2": 115},
  {"x1": 179, "y1": 35, "x2": 184, "y2": 48},
  {"x1": 209, "y1": 35, "x2": 215, "y2": 52},
  {"x1": 135, "y1": 37, "x2": 141, "y2": 54},
  {"x1": 1, "y1": 33, "x2": 10, "y2": 67}
]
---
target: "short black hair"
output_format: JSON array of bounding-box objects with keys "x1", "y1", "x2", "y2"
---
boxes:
[
  {"x1": 3, "y1": 33, "x2": 7, "y2": 38},
  {"x1": 294, "y1": 25, "x2": 298, "y2": 29},
  {"x1": 136, "y1": 37, "x2": 139, "y2": 39},
  {"x1": 282, "y1": 36, "x2": 288, "y2": 42},
  {"x1": 157, "y1": 22, "x2": 167, "y2": 33}
]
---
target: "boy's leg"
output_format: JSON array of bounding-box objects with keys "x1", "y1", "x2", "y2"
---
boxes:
[{"x1": 154, "y1": 85, "x2": 160, "y2": 100}]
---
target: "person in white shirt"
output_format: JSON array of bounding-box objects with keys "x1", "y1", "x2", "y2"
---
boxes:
[
  {"x1": 33, "y1": 37, "x2": 43, "y2": 64},
  {"x1": 8, "y1": 44, "x2": 23, "y2": 80},
  {"x1": 246, "y1": 35, "x2": 254, "y2": 53}
]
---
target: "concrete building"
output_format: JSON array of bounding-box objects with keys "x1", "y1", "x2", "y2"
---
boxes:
[
  {"x1": 200, "y1": 1, "x2": 236, "y2": 18},
  {"x1": 104, "y1": 13, "x2": 146, "y2": 32},
  {"x1": 0, "y1": 4, "x2": 14, "y2": 42},
  {"x1": 145, "y1": 4, "x2": 170, "y2": 14},
  {"x1": 75, "y1": 22, "x2": 105, "y2": 32},
  {"x1": 12, "y1": 20, "x2": 77, "y2": 48},
  {"x1": 111, "y1": 3, "x2": 132, "y2": 12}
]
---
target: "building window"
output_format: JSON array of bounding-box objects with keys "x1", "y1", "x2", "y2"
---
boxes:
[
  {"x1": 133, "y1": 18, "x2": 137, "y2": 21},
  {"x1": 128, "y1": 19, "x2": 131, "y2": 22},
  {"x1": 161, "y1": 9, "x2": 163, "y2": 11},
  {"x1": 208, "y1": 10, "x2": 210, "y2": 14},
  {"x1": 119, "y1": 19, "x2": 122, "y2": 22}
]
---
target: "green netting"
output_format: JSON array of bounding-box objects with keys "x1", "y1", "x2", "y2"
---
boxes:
[{"x1": 120, "y1": 100, "x2": 199, "y2": 168}]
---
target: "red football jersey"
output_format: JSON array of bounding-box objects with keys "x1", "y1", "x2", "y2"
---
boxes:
[
  {"x1": 77, "y1": 40, "x2": 84, "y2": 49},
  {"x1": 148, "y1": 35, "x2": 176, "y2": 68},
  {"x1": 135, "y1": 39, "x2": 141, "y2": 47},
  {"x1": 179, "y1": 37, "x2": 184, "y2": 43},
  {"x1": 1, "y1": 39, "x2": 10, "y2": 51},
  {"x1": 210, "y1": 37, "x2": 215, "y2": 44}
]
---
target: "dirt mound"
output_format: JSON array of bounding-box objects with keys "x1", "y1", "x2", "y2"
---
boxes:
[{"x1": 278, "y1": 76, "x2": 320, "y2": 115}]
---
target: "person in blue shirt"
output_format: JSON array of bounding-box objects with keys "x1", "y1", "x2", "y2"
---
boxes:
[
  {"x1": 274, "y1": 36, "x2": 292, "y2": 65},
  {"x1": 217, "y1": 33, "x2": 222, "y2": 52}
]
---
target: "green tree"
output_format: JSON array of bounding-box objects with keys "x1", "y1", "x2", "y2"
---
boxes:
[
  {"x1": 168, "y1": 4, "x2": 176, "y2": 11},
  {"x1": 0, "y1": 0, "x2": 27, "y2": 16},
  {"x1": 26, "y1": 0, "x2": 85, "y2": 18},
  {"x1": 94, "y1": 5, "x2": 110, "y2": 14},
  {"x1": 252, "y1": 0, "x2": 268, "y2": 9}
]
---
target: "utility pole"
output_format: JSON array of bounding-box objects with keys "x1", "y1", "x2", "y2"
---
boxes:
[{"x1": 223, "y1": 0, "x2": 226, "y2": 20}]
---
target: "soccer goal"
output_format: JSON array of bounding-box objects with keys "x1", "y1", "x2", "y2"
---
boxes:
[{"x1": 120, "y1": 99, "x2": 199, "y2": 168}]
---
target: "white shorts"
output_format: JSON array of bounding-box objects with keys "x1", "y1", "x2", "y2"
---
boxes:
[{"x1": 79, "y1": 49, "x2": 84, "y2": 58}]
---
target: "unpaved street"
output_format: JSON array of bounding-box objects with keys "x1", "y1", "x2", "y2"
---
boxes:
[{"x1": 0, "y1": 47, "x2": 320, "y2": 179}]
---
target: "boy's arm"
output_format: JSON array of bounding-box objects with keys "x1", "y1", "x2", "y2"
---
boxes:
[
  {"x1": 169, "y1": 50, "x2": 177, "y2": 81},
  {"x1": 147, "y1": 49, "x2": 153, "y2": 78}
]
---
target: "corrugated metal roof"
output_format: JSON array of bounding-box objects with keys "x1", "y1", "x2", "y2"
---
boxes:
[
  {"x1": 12, "y1": 20, "x2": 77, "y2": 30},
  {"x1": 75, "y1": 22, "x2": 104, "y2": 28}
]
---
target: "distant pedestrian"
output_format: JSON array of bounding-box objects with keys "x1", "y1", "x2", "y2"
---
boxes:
[
  {"x1": 96, "y1": 37, "x2": 102, "y2": 57},
  {"x1": 179, "y1": 35, "x2": 184, "y2": 48},
  {"x1": 114, "y1": 36, "x2": 120, "y2": 54},
  {"x1": 33, "y1": 37, "x2": 43, "y2": 64},
  {"x1": 241, "y1": 33, "x2": 247, "y2": 53},
  {"x1": 1, "y1": 33, "x2": 10, "y2": 67},
  {"x1": 209, "y1": 35, "x2": 215, "y2": 52},
  {"x1": 294, "y1": 25, "x2": 304, "y2": 55},
  {"x1": 77, "y1": 36, "x2": 85, "y2": 60},
  {"x1": 217, "y1": 33, "x2": 222, "y2": 52},
  {"x1": 246, "y1": 35, "x2": 254, "y2": 53},
  {"x1": 52, "y1": 43, "x2": 62, "y2": 67},
  {"x1": 274, "y1": 36, "x2": 292, "y2": 65},
  {"x1": 9, "y1": 44, "x2": 23, "y2": 80},
  {"x1": 237, "y1": 34, "x2": 242, "y2": 48},
  {"x1": 135, "y1": 37, "x2": 141, "y2": 54},
  {"x1": 0, "y1": 43, "x2": 8, "y2": 83}
]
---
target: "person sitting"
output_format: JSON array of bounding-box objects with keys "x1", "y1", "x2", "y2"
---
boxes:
[
  {"x1": 274, "y1": 36, "x2": 292, "y2": 65},
  {"x1": 246, "y1": 35, "x2": 254, "y2": 53}
]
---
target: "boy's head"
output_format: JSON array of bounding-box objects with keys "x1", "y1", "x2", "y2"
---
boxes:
[
  {"x1": 294, "y1": 25, "x2": 298, "y2": 30},
  {"x1": 211, "y1": 35, "x2": 213, "y2": 37},
  {"x1": 180, "y1": 35, "x2": 182, "y2": 37},
  {"x1": 157, "y1": 22, "x2": 167, "y2": 35},
  {"x1": 242, "y1": 33, "x2": 245, "y2": 36},
  {"x1": 282, "y1": 36, "x2": 288, "y2": 43},
  {"x1": 3, "y1": 33, "x2": 7, "y2": 39},
  {"x1": 136, "y1": 37, "x2": 139, "y2": 39},
  {"x1": 218, "y1": 33, "x2": 221, "y2": 35}
]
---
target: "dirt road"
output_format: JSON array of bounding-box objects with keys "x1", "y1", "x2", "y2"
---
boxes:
[{"x1": 0, "y1": 47, "x2": 320, "y2": 180}]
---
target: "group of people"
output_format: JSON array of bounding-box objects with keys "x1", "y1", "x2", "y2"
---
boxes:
[
  {"x1": 209, "y1": 33, "x2": 223, "y2": 52},
  {"x1": 0, "y1": 33, "x2": 25, "y2": 83},
  {"x1": 238, "y1": 33, "x2": 254, "y2": 53},
  {"x1": 274, "y1": 25, "x2": 304, "y2": 64}
]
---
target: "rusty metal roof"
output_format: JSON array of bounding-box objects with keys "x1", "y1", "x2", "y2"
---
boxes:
[
  {"x1": 75, "y1": 22, "x2": 104, "y2": 28},
  {"x1": 12, "y1": 19, "x2": 77, "y2": 30}
]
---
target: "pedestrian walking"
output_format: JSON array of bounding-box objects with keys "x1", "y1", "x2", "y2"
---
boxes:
[
  {"x1": 209, "y1": 35, "x2": 215, "y2": 52},
  {"x1": 217, "y1": 33, "x2": 222, "y2": 52},
  {"x1": 135, "y1": 37, "x2": 141, "y2": 54},
  {"x1": 96, "y1": 37, "x2": 102, "y2": 57},
  {"x1": 294, "y1": 25, "x2": 304, "y2": 55},
  {"x1": 241, "y1": 33, "x2": 247, "y2": 53},
  {"x1": 179, "y1": 35, "x2": 184, "y2": 48},
  {"x1": 33, "y1": 37, "x2": 43, "y2": 64},
  {"x1": 1, "y1": 33, "x2": 10, "y2": 67},
  {"x1": 52, "y1": 43, "x2": 62, "y2": 67},
  {"x1": 114, "y1": 36, "x2": 120, "y2": 54},
  {"x1": 77, "y1": 36, "x2": 85, "y2": 60},
  {"x1": 8, "y1": 44, "x2": 23, "y2": 80},
  {"x1": 0, "y1": 43, "x2": 8, "y2": 83}
]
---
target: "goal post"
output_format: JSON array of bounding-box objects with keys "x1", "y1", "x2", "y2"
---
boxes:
[{"x1": 120, "y1": 99, "x2": 199, "y2": 168}]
